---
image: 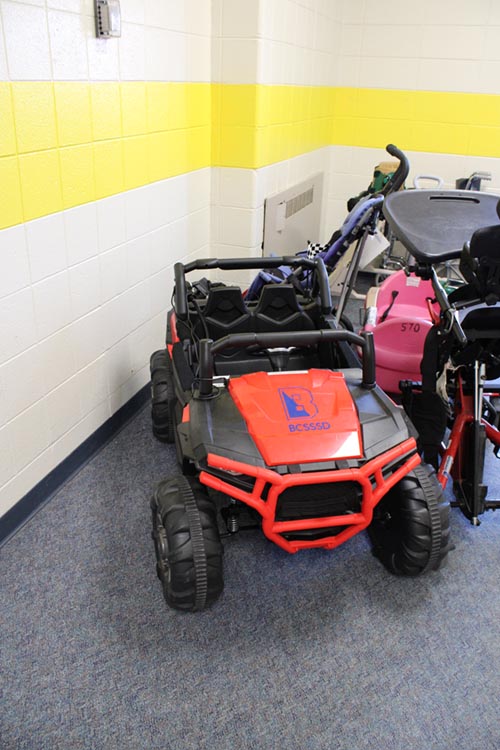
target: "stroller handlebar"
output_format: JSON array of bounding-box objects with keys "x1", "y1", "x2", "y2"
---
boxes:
[{"x1": 381, "y1": 144, "x2": 410, "y2": 196}]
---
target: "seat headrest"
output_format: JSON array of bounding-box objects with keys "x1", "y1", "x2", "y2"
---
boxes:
[
  {"x1": 204, "y1": 286, "x2": 248, "y2": 320},
  {"x1": 469, "y1": 224, "x2": 500, "y2": 261},
  {"x1": 459, "y1": 225, "x2": 500, "y2": 305},
  {"x1": 255, "y1": 284, "x2": 301, "y2": 317}
]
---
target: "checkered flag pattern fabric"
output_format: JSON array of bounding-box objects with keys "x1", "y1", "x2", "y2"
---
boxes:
[{"x1": 306, "y1": 241, "x2": 324, "y2": 259}]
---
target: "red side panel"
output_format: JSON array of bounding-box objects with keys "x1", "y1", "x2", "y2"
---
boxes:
[
  {"x1": 168, "y1": 313, "x2": 179, "y2": 357},
  {"x1": 228, "y1": 369, "x2": 363, "y2": 466},
  {"x1": 170, "y1": 312, "x2": 179, "y2": 343}
]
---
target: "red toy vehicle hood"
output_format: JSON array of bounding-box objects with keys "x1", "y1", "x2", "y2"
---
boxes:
[{"x1": 228, "y1": 369, "x2": 363, "y2": 466}]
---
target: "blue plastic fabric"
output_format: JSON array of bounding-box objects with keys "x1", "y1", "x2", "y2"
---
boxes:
[
  {"x1": 246, "y1": 265, "x2": 294, "y2": 301},
  {"x1": 321, "y1": 194, "x2": 384, "y2": 266}
]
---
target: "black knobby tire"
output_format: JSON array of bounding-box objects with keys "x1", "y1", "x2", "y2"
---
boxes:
[
  {"x1": 369, "y1": 463, "x2": 450, "y2": 576},
  {"x1": 150, "y1": 349, "x2": 175, "y2": 443},
  {"x1": 151, "y1": 475, "x2": 224, "y2": 612}
]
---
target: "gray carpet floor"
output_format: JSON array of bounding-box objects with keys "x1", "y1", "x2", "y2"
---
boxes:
[{"x1": 2, "y1": 402, "x2": 500, "y2": 750}]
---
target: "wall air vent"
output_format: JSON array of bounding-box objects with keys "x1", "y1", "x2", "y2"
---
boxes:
[
  {"x1": 263, "y1": 174, "x2": 323, "y2": 257},
  {"x1": 285, "y1": 187, "x2": 314, "y2": 219}
]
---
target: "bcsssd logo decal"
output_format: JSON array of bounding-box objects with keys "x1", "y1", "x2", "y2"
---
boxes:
[{"x1": 278, "y1": 388, "x2": 331, "y2": 433}]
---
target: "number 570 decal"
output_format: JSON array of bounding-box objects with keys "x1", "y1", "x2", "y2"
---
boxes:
[{"x1": 400, "y1": 322, "x2": 421, "y2": 333}]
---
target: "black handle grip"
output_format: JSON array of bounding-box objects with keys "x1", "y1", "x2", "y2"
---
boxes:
[
  {"x1": 174, "y1": 262, "x2": 188, "y2": 321},
  {"x1": 381, "y1": 144, "x2": 410, "y2": 196}
]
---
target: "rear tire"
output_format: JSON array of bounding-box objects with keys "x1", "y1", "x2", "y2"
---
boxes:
[
  {"x1": 369, "y1": 463, "x2": 450, "y2": 575},
  {"x1": 151, "y1": 475, "x2": 224, "y2": 612},
  {"x1": 150, "y1": 349, "x2": 175, "y2": 443}
]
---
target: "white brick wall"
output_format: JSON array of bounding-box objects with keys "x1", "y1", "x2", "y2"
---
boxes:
[
  {"x1": 211, "y1": 1, "x2": 340, "y2": 289},
  {"x1": 0, "y1": 0, "x2": 214, "y2": 517},
  {"x1": 0, "y1": 0, "x2": 212, "y2": 82},
  {"x1": 212, "y1": 0, "x2": 340, "y2": 85},
  {"x1": 0, "y1": 169, "x2": 212, "y2": 514},
  {"x1": 337, "y1": 0, "x2": 500, "y2": 94}
]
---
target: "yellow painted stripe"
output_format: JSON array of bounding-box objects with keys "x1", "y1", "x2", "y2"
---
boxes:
[
  {"x1": 0, "y1": 81, "x2": 212, "y2": 229},
  {"x1": 212, "y1": 84, "x2": 334, "y2": 168},
  {"x1": 2, "y1": 82, "x2": 500, "y2": 230},
  {"x1": 333, "y1": 88, "x2": 500, "y2": 156}
]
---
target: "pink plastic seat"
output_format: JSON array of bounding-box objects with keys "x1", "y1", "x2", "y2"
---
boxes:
[{"x1": 363, "y1": 271, "x2": 439, "y2": 393}]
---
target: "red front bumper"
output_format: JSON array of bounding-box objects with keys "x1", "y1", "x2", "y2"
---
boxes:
[{"x1": 200, "y1": 438, "x2": 420, "y2": 553}]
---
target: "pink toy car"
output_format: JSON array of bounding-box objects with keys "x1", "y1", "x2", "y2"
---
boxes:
[{"x1": 362, "y1": 270, "x2": 439, "y2": 394}]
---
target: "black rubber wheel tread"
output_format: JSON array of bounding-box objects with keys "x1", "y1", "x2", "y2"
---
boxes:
[
  {"x1": 151, "y1": 475, "x2": 223, "y2": 612},
  {"x1": 180, "y1": 478, "x2": 208, "y2": 609},
  {"x1": 369, "y1": 463, "x2": 450, "y2": 576},
  {"x1": 150, "y1": 349, "x2": 175, "y2": 443}
]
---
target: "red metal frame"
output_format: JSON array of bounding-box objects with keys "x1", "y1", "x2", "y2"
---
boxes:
[
  {"x1": 437, "y1": 376, "x2": 500, "y2": 489},
  {"x1": 200, "y1": 438, "x2": 420, "y2": 553}
]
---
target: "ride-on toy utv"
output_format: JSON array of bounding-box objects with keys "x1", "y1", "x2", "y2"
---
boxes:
[{"x1": 149, "y1": 256, "x2": 450, "y2": 611}]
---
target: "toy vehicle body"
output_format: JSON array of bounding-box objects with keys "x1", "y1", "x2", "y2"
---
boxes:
[
  {"x1": 363, "y1": 270, "x2": 439, "y2": 394},
  {"x1": 149, "y1": 255, "x2": 450, "y2": 611}
]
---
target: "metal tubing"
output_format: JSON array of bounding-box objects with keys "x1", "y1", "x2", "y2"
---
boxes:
[
  {"x1": 197, "y1": 329, "x2": 375, "y2": 390},
  {"x1": 182, "y1": 256, "x2": 332, "y2": 313},
  {"x1": 361, "y1": 331, "x2": 376, "y2": 389},
  {"x1": 429, "y1": 266, "x2": 468, "y2": 346},
  {"x1": 334, "y1": 227, "x2": 371, "y2": 325},
  {"x1": 471, "y1": 361, "x2": 487, "y2": 524}
]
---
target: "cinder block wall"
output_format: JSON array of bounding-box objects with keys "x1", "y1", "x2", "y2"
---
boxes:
[
  {"x1": 328, "y1": 0, "x2": 500, "y2": 226},
  {"x1": 2, "y1": 0, "x2": 500, "y2": 521},
  {"x1": 211, "y1": 0, "x2": 341, "y2": 285},
  {"x1": 0, "y1": 0, "x2": 212, "y2": 516}
]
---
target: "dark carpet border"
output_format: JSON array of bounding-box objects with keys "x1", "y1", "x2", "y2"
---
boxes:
[{"x1": 0, "y1": 383, "x2": 150, "y2": 548}]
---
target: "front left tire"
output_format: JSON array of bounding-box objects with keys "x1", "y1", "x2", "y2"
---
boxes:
[{"x1": 151, "y1": 475, "x2": 224, "y2": 612}]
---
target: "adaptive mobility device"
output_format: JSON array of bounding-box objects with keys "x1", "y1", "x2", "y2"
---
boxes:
[{"x1": 382, "y1": 188, "x2": 500, "y2": 525}]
